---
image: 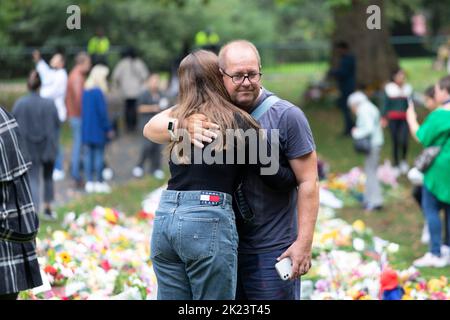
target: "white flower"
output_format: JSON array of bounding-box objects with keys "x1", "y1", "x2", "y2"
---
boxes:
[
  {"x1": 387, "y1": 243, "x2": 400, "y2": 253},
  {"x1": 353, "y1": 238, "x2": 365, "y2": 251}
]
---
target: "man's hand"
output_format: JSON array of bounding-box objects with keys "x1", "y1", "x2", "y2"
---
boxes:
[
  {"x1": 185, "y1": 113, "x2": 219, "y2": 148},
  {"x1": 380, "y1": 117, "x2": 388, "y2": 128},
  {"x1": 277, "y1": 241, "x2": 312, "y2": 280},
  {"x1": 32, "y1": 50, "x2": 41, "y2": 63}
]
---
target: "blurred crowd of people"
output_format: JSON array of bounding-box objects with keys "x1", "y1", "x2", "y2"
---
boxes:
[
  {"x1": 11, "y1": 47, "x2": 174, "y2": 221},
  {"x1": 328, "y1": 41, "x2": 450, "y2": 268}
]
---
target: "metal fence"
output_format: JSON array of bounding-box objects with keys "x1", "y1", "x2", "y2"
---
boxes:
[{"x1": 0, "y1": 35, "x2": 448, "y2": 78}]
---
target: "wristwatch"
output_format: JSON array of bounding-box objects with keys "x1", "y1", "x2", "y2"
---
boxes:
[{"x1": 168, "y1": 119, "x2": 178, "y2": 141}]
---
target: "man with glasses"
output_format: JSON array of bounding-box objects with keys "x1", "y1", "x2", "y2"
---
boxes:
[{"x1": 144, "y1": 40, "x2": 318, "y2": 300}]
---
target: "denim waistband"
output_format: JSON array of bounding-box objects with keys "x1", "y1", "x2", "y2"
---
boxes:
[{"x1": 161, "y1": 190, "x2": 232, "y2": 207}]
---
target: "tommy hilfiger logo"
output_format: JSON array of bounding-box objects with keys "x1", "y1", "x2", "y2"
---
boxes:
[{"x1": 199, "y1": 192, "x2": 222, "y2": 205}]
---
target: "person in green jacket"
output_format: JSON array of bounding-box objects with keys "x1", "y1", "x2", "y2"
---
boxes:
[{"x1": 407, "y1": 75, "x2": 450, "y2": 268}]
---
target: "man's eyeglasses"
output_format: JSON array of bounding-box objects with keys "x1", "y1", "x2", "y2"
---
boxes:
[{"x1": 220, "y1": 69, "x2": 262, "y2": 85}]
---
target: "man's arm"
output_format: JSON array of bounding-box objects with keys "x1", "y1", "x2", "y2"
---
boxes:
[
  {"x1": 278, "y1": 150, "x2": 319, "y2": 279},
  {"x1": 143, "y1": 107, "x2": 219, "y2": 146},
  {"x1": 70, "y1": 75, "x2": 84, "y2": 113}
]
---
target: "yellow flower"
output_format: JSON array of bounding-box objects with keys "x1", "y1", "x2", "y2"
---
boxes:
[
  {"x1": 428, "y1": 279, "x2": 439, "y2": 291},
  {"x1": 59, "y1": 252, "x2": 71, "y2": 264},
  {"x1": 403, "y1": 286, "x2": 412, "y2": 296},
  {"x1": 352, "y1": 220, "x2": 366, "y2": 233},
  {"x1": 320, "y1": 230, "x2": 339, "y2": 244},
  {"x1": 104, "y1": 208, "x2": 118, "y2": 224}
]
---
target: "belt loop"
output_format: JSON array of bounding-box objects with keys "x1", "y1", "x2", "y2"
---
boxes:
[{"x1": 221, "y1": 193, "x2": 226, "y2": 209}]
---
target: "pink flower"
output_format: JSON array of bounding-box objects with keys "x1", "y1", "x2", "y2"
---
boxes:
[{"x1": 100, "y1": 260, "x2": 111, "y2": 272}]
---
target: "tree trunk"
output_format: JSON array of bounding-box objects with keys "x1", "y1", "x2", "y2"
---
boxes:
[{"x1": 331, "y1": 0, "x2": 399, "y2": 90}]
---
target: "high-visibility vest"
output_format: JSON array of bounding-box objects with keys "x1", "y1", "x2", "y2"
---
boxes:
[
  {"x1": 88, "y1": 36, "x2": 110, "y2": 55},
  {"x1": 195, "y1": 31, "x2": 220, "y2": 47}
]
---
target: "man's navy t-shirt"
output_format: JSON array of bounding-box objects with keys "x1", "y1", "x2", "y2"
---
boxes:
[{"x1": 237, "y1": 88, "x2": 316, "y2": 254}]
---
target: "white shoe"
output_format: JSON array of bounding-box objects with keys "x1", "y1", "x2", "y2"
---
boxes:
[
  {"x1": 441, "y1": 245, "x2": 450, "y2": 263},
  {"x1": 85, "y1": 181, "x2": 95, "y2": 193},
  {"x1": 392, "y1": 166, "x2": 401, "y2": 177},
  {"x1": 421, "y1": 223, "x2": 430, "y2": 244},
  {"x1": 52, "y1": 169, "x2": 65, "y2": 181},
  {"x1": 413, "y1": 252, "x2": 447, "y2": 268},
  {"x1": 102, "y1": 167, "x2": 114, "y2": 181},
  {"x1": 132, "y1": 166, "x2": 144, "y2": 178},
  {"x1": 94, "y1": 181, "x2": 111, "y2": 194},
  {"x1": 399, "y1": 161, "x2": 410, "y2": 175},
  {"x1": 153, "y1": 169, "x2": 165, "y2": 180}
]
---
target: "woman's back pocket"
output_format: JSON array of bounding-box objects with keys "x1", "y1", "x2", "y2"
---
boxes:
[{"x1": 178, "y1": 216, "x2": 219, "y2": 260}]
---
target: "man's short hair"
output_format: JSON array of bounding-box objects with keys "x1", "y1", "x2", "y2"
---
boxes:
[
  {"x1": 424, "y1": 85, "x2": 435, "y2": 99},
  {"x1": 218, "y1": 40, "x2": 261, "y2": 69},
  {"x1": 438, "y1": 75, "x2": 450, "y2": 93},
  {"x1": 27, "y1": 70, "x2": 41, "y2": 91},
  {"x1": 75, "y1": 51, "x2": 90, "y2": 65}
]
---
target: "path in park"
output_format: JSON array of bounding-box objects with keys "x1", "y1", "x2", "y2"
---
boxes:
[{"x1": 52, "y1": 131, "x2": 146, "y2": 207}]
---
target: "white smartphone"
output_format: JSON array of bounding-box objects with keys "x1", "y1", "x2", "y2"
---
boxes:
[{"x1": 275, "y1": 257, "x2": 293, "y2": 281}]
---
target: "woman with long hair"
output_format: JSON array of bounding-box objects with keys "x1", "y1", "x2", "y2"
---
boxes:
[
  {"x1": 150, "y1": 50, "x2": 296, "y2": 300},
  {"x1": 81, "y1": 64, "x2": 114, "y2": 193}
]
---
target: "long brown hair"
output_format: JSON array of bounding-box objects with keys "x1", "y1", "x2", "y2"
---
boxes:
[{"x1": 168, "y1": 50, "x2": 260, "y2": 158}]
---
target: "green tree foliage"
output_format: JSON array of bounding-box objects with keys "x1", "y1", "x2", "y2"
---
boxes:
[
  {"x1": 0, "y1": 0, "x2": 448, "y2": 78},
  {"x1": 0, "y1": 0, "x2": 277, "y2": 76}
]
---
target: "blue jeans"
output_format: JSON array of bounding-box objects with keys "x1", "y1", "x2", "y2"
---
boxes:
[
  {"x1": 151, "y1": 190, "x2": 238, "y2": 300},
  {"x1": 54, "y1": 124, "x2": 64, "y2": 171},
  {"x1": 422, "y1": 186, "x2": 450, "y2": 256},
  {"x1": 83, "y1": 144, "x2": 104, "y2": 182},
  {"x1": 69, "y1": 117, "x2": 82, "y2": 181},
  {"x1": 236, "y1": 247, "x2": 301, "y2": 300}
]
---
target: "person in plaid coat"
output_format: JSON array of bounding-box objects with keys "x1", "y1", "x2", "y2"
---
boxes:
[{"x1": 0, "y1": 106, "x2": 42, "y2": 300}]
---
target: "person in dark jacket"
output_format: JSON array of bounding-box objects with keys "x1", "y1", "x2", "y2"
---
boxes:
[
  {"x1": 0, "y1": 106, "x2": 42, "y2": 300},
  {"x1": 12, "y1": 70, "x2": 60, "y2": 221},
  {"x1": 329, "y1": 41, "x2": 356, "y2": 136},
  {"x1": 132, "y1": 74, "x2": 169, "y2": 179}
]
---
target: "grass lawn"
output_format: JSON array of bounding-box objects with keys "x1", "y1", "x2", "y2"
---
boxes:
[{"x1": 2, "y1": 57, "x2": 449, "y2": 279}]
